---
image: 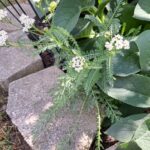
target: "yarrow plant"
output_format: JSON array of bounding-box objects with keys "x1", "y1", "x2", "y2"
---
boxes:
[
  {"x1": 71, "y1": 56, "x2": 86, "y2": 72},
  {"x1": 0, "y1": 9, "x2": 7, "y2": 21},
  {"x1": 32, "y1": 0, "x2": 41, "y2": 3},
  {"x1": 105, "y1": 34, "x2": 130, "y2": 51},
  {"x1": 19, "y1": 14, "x2": 35, "y2": 32},
  {"x1": 1, "y1": 0, "x2": 150, "y2": 150},
  {"x1": 0, "y1": 30, "x2": 8, "y2": 46}
]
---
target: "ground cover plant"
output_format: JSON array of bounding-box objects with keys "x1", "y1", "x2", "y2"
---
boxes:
[{"x1": 1, "y1": 0, "x2": 150, "y2": 149}]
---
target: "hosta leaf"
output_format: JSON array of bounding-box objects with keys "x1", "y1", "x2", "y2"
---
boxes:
[
  {"x1": 107, "y1": 74, "x2": 150, "y2": 108},
  {"x1": 135, "y1": 131, "x2": 150, "y2": 150},
  {"x1": 71, "y1": 18, "x2": 94, "y2": 39},
  {"x1": 135, "y1": 30, "x2": 150, "y2": 72},
  {"x1": 106, "y1": 114, "x2": 150, "y2": 142},
  {"x1": 52, "y1": 0, "x2": 81, "y2": 32},
  {"x1": 52, "y1": 0, "x2": 95, "y2": 32},
  {"x1": 119, "y1": 4, "x2": 144, "y2": 32},
  {"x1": 134, "y1": 0, "x2": 150, "y2": 21},
  {"x1": 112, "y1": 50, "x2": 140, "y2": 77},
  {"x1": 116, "y1": 142, "x2": 141, "y2": 150}
]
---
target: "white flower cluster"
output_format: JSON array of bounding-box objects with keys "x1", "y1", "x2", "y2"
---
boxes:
[
  {"x1": 33, "y1": 0, "x2": 40, "y2": 3},
  {"x1": 0, "y1": 30, "x2": 8, "y2": 46},
  {"x1": 19, "y1": 14, "x2": 35, "y2": 32},
  {"x1": 0, "y1": 9, "x2": 7, "y2": 21},
  {"x1": 71, "y1": 56, "x2": 85, "y2": 72},
  {"x1": 105, "y1": 34, "x2": 130, "y2": 51}
]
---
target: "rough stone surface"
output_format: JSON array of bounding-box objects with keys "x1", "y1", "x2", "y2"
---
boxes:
[
  {"x1": 0, "y1": 2, "x2": 35, "y2": 32},
  {"x1": 7, "y1": 67, "x2": 96, "y2": 150},
  {"x1": 0, "y1": 31, "x2": 43, "y2": 92}
]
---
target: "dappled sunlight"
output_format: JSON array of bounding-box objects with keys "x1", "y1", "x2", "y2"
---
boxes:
[
  {"x1": 42, "y1": 101, "x2": 54, "y2": 112},
  {"x1": 25, "y1": 114, "x2": 39, "y2": 125},
  {"x1": 76, "y1": 132, "x2": 93, "y2": 150}
]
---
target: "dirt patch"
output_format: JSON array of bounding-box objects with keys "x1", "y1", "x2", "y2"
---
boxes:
[{"x1": 0, "y1": 95, "x2": 31, "y2": 150}]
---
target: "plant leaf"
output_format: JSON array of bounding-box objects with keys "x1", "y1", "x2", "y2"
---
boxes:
[
  {"x1": 134, "y1": 0, "x2": 150, "y2": 21},
  {"x1": 135, "y1": 131, "x2": 150, "y2": 150},
  {"x1": 107, "y1": 74, "x2": 150, "y2": 108},
  {"x1": 106, "y1": 114, "x2": 150, "y2": 142},
  {"x1": 52, "y1": 0, "x2": 95, "y2": 32},
  {"x1": 116, "y1": 142, "x2": 141, "y2": 150},
  {"x1": 135, "y1": 30, "x2": 150, "y2": 72},
  {"x1": 112, "y1": 50, "x2": 140, "y2": 77},
  {"x1": 71, "y1": 18, "x2": 94, "y2": 39},
  {"x1": 52, "y1": 0, "x2": 81, "y2": 32}
]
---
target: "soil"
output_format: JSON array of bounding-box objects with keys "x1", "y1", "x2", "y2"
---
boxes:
[{"x1": 0, "y1": 93, "x2": 31, "y2": 150}]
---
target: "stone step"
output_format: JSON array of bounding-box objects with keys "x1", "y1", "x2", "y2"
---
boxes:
[
  {"x1": 0, "y1": 30, "x2": 44, "y2": 93},
  {"x1": 6, "y1": 66, "x2": 96, "y2": 150}
]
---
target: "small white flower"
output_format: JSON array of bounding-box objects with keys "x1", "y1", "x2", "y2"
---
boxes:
[
  {"x1": 19, "y1": 14, "x2": 35, "y2": 32},
  {"x1": 105, "y1": 41, "x2": 114, "y2": 51},
  {"x1": 113, "y1": 34, "x2": 123, "y2": 41},
  {"x1": 71, "y1": 56, "x2": 85, "y2": 72},
  {"x1": 105, "y1": 34, "x2": 130, "y2": 51},
  {"x1": 0, "y1": 9, "x2": 7, "y2": 21},
  {"x1": 0, "y1": 30, "x2": 8, "y2": 46},
  {"x1": 33, "y1": 0, "x2": 40, "y2": 3},
  {"x1": 115, "y1": 40, "x2": 124, "y2": 50},
  {"x1": 123, "y1": 40, "x2": 130, "y2": 49}
]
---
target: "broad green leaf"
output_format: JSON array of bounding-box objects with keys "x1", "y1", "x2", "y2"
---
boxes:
[
  {"x1": 52, "y1": 0, "x2": 81, "y2": 32},
  {"x1": 106, "y1": 114, "x2": 150, "y2": 142},
  {"x1": 71, "y1": 18, "x2": 94, "y2": 39},
  {"x1": 135, "y1": 131, "x2": 150, "y2": 150},
  {"x1": 119, "y1": 4, "x2": 146, "y2": 33},
  {"x1": 52, "y1": 0, "x2": 95, "y2": 32},
  {"x1": 107, "y1": 74, "x2": 150, "y2": 108},
  {"x1": 133, "y1": 119, "x2": 150, "y2": 139},
  {"x1": 112, "y1": 50, "x2": 140, "y2": 77},
  {"x1": 135, "y1": 30, "x2": 150, "y2": 72},
  {"x1": 116, "y1": 142, "x2": 141, "y2": 150},
  {"x1": 117, "y1": 119, "x2": 150, "y2": 150},
  {"x1": 134, "y1": 0, "x2": 150, "y2": 21},
  {"x1": 119, "y1": 103, "x2": 145, "y2": 117}
]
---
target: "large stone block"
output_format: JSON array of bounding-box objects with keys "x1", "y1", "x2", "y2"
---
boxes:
[
  {"x1": 7, "y1": 67, "x2": 96, "y2": 150},
  {"x1": 0, "y1": 31, "x2": 43, "y2": 92}
]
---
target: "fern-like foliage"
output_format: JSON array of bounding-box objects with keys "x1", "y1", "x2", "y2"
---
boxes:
[{"x1": 33, "y1": 1, "x2": 124, "y2": 144}]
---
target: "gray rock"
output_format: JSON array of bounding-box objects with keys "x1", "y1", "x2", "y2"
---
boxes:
[
  {"x1": 0, "y1": 31, "x2": 43, "y2": 92},
  {"x1": 7, "y1": 67, "x2": 96, "y2": 150}
]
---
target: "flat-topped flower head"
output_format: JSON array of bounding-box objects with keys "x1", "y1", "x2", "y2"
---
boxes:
[
  {"x1": 19, "y1": 14, "x2": 35, "y2": 32},
  {"x1": 0, "y1": 9, "x2": 7, "y2": 21},
  {"x1": 71, "y1": 56, "x2": 85, "y2": 72},
  {"x1": 0, "y1": 30, "x2": 8, "y2": 46},
  {"x1": 105, "y1": 34, "x2": 130, "y2": 51},
  {"x1": 123, "y1": 40, "x2": 130, "y2": 49}
]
